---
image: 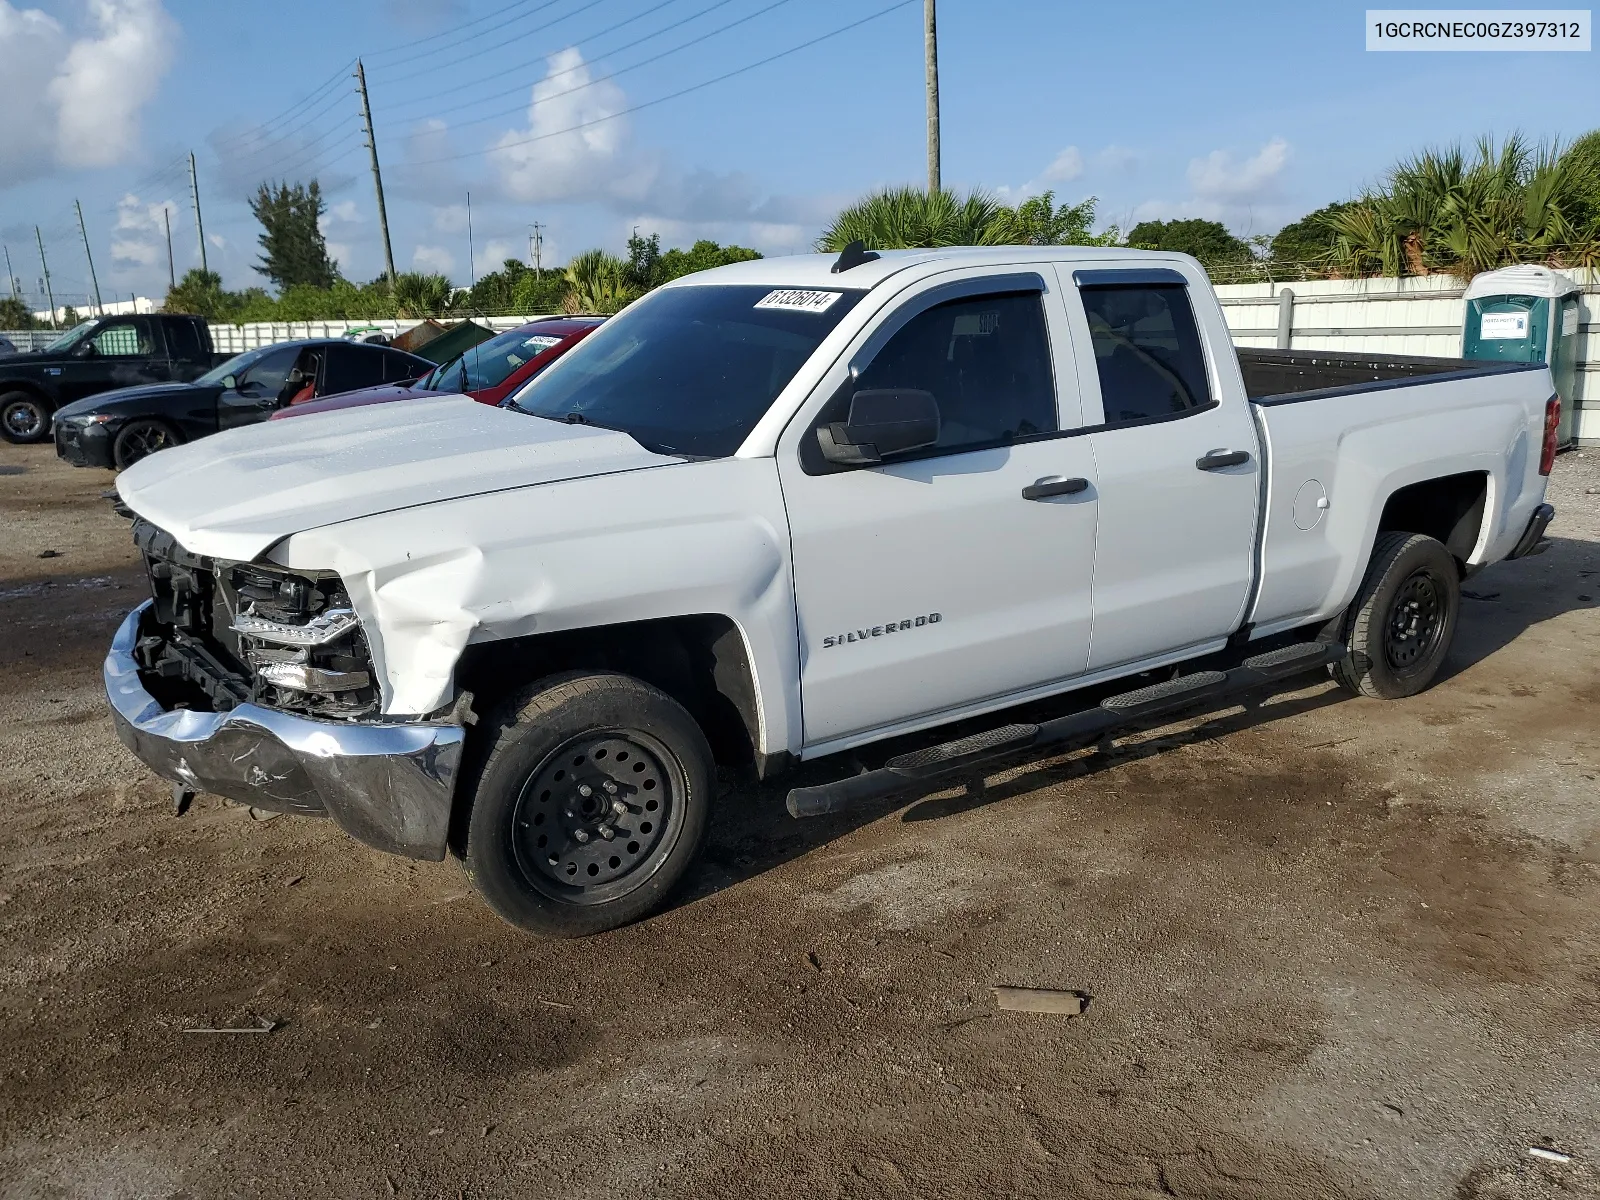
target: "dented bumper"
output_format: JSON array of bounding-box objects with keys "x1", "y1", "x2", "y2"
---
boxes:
[{"x1": 104, "y1": 603, "x2": 465, "y2": 860}]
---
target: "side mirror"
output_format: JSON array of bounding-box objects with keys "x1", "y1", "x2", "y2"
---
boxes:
[
  {"x1": 816, "y1": 388, "x2": 940, "y2": 465},
  {"x1": 74, "y1": 341, "x2": 96, "y2": 358},
  {"x1": 220, "y1": 374, "x2": 238, "y2": 391}
]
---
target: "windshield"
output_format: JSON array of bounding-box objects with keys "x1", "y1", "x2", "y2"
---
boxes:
[
  {"x1": 460, "y1": 327, "x2": 568, "y2": 390},
  {"x1": 42, "y1": 320, "x2": 96, "y2": 353},
  {"x1": 195, "y1": 346, "x2": 279, "y2": 387},
  {"x1": 508, "y1": 285, "x2": 864, "y2": 456}
]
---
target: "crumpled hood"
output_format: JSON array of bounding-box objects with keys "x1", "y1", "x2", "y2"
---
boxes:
[{"x1": 116, "y1": 394, "x2": 679, "y2": 562}]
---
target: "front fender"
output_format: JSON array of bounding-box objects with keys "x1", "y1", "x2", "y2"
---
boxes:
[{"x1": 269, "y1": 457, "x2": 802, "y2": 757}]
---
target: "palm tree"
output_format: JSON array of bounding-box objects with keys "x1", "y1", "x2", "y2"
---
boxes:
[
  {"x1": 562, "y1": 250, "x2": 635, "y2": 315},
  {"x1": 1324, "y1": 134, "x2": 1600, "y2": 280},
  {"x1": 391, "y1": 272, "x2": 457, "y2": 318},
  {"x1": 818, "y1": 187, "x2": 1014, "y2": 251}
]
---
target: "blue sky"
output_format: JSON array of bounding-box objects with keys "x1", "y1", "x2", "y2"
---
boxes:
[{"x1": 0, "y1": 0, "x2": 1595, "y2": 310}]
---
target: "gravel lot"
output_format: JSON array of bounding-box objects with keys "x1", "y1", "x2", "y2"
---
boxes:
[{"x1": 1, "y1": 440, "x2": 1598, "y2": 1200}]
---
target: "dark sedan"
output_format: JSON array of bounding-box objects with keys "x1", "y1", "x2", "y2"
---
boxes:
[
  {"x1": 52, "y1": 338, "x2": 432, "y2": 469},
  {"x1": 272, "y1": 317, "x2": 604, "y2": 421}
]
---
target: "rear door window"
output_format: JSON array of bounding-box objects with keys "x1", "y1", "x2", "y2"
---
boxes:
[
  {"x1": 167, "y1": 319, "x2": 205, "y2": 361},
  {"x1": 321, "y1": 344, "x2": 385, "y2": 395},
  {"x1": 382, "y1": 350, "x2": 423, "y2": 383},
  {"x1": 1079, "y1": 284, "x2": 1211, "y2": 424}
]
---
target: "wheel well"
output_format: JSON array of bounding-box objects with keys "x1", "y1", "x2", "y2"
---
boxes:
[
  {"x1": 454, "y1": 614, "x2": 762, "y2": 770},
  {"x1": 1377, "y1": 471, "x2": 1487, "y2": 566},
  {"x1": 0, "y1": 382, "x2": 52, "y2": 408}
]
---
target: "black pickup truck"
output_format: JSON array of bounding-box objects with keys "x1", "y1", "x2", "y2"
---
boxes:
[{"x1": 0, "y1": 313, "x2": 223, "y2": 444}]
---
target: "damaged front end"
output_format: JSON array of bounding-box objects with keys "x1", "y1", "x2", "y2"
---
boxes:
[{"x1": 106, "y1": 519, "x2": 466, "y2": 860}]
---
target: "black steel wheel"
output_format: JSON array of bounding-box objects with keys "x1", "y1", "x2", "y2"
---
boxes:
[
  {"x1": 511, "y1": 730, "x2": 685, "y2": 904},
  {"x1": 1332, "y1": 532, "x2": 1460, "y2": 699},
  {"x1": 112, "y1": 419, "x2": 180, "y2": 470},
  {"x1": 0, "y1": 392, "x2": 49, "y2": 444},
  {"x1": 464, "y1": 672, "x2": 713, "y2": 937}
]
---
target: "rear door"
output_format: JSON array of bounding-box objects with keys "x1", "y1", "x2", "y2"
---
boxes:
[
  {"x1": 318, "y1": 343, "x2": 388, "y2": 397},
  {"x1": 777, "y1": 269, "x2": 1101, "y2": 749},
  {"x1": 1061, "y1": 266, "x2": 1261, "y2": 670},
  {"x1": 164, "y1": 318, "x2": 212, "y2": 382}
]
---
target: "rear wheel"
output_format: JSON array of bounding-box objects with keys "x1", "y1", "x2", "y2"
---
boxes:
[
  {"x1": 0, "y1": 392, "x2": 49, "y2": 444},
  {"x1": 113, "y1": 419, "x2": 181, "y2": 470},
  {"x1": 464, "y1": 672, "x2": 714, "y2": 938},
  {"x1": 1332, "y1": 532, "x2": 1460, "y2": 699}
]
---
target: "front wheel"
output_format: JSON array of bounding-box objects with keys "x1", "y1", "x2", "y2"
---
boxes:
[
  {"x1": 0, "y1": 392, "x2": 50, "y2": 444},
  {"x1": 113, "y1": 419, "x2": 181, "y2": 470},
  {"x1": 1332, "y1": 532, "x2": 1460, "y2": 699},
  {"x1": 464, "y1": 672, "x2": 714, "y2": 938}
]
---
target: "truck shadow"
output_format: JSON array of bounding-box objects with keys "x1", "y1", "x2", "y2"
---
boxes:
[{"x1": 681, "y1": 533, "x2": 1598, "y2": 913}]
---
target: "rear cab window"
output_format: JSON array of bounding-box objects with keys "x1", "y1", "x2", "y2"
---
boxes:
[{"x1": 1074, "y1": 272, "x2": 1212, "y2": 425}]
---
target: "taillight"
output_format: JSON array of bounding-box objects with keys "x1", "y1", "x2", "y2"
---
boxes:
[{"x1": 1539, "y1": 396, "x2": 1560, "y2": 476}]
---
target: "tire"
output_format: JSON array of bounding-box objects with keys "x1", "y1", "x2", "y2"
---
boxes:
[
  {"x1": 112, "y1": 419, "x2": 181, "y2": 470},
  {"x1": 0, "y1": 391, "x2": 50, "y2": 444},
  {"x1": 463, "y1": 671, "x2": 714, "y2": 938},
  {"x1": 1332, "y1": 532, "x2": 1460, "y2": 699}
]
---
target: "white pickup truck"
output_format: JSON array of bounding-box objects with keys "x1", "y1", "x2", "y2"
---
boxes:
[{"x1": 106, "y1": 245, "x2": 1560, "y2": 936}]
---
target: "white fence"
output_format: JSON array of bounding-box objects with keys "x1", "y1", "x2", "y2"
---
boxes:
[
  {"x1": 204, "y1": 314, "x2": 555, "y2": 354},
  {"x1": 1215, "y1": 269, "x2": 1600, "y2": 442}
]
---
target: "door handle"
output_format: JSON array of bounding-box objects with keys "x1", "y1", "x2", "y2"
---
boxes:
[
  {"x1": 1022, "y1": 475, "x2": 1090, "y2": 501},
  {"x1": 1196, "y1": 449, "x2": 1250, "y2": 471}
]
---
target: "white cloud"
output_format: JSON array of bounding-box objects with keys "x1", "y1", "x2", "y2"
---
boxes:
[
  {"x1": 1187, "y1": 137, "x2": 1290, "y2": 202},
  {"x1": 432, "y1": 203, "x2": 469, "y2": 234},
  {"x1": 326, "y1": 241, "x2": 353, "y2": 269},
  {"x1": 110, "y1": 238, "x2": 158, "y2": 266},
  {"x1": 107, "y1": 192, "x2": 179, "y2": 267},
  {"x1": 328, "y1": 200, "x2": 363, "y2": 224},
  {"x1": 412, "y1": 244, "x2": 456, "y2": 275},
  {"x1": 492, "y1": 48, "x2": 650, "y2": 205},
  {"x1": 207, "y1": 233, "x2": 226, "y2": 249},
  {"x1": 1040, "y1": 146, "x2": 1084, "y2": 183},
  {"x1": 1097, "y1": 145, "x2": 1139, "y2": 174},
  {"x1": 48, "y1": 0, "x2": 178, "y2": 169}
]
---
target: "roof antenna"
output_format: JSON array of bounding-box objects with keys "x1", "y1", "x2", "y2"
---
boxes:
[{"x1": 831, "y1": 239, "x2": 880, "y2": 274}]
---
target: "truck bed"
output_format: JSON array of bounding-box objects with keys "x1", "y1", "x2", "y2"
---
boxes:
[{"x1": 1238, "y1": 347, "x2": 1543, "y2": 403}]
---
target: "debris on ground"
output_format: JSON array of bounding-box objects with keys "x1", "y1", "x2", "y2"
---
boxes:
[
  {"x1": 991, "y1": 987, "x2": 1090, "y2": 1016},
  {"x1": 1528, "y1": 1146, "x2": 1573, "y2": 1164},
  {"x1": 36, "y1": 550, "x2": 60, "y2": 559},
  {"x1": 182, "y1": 1018, "x2": 278, "y2": 1035}
]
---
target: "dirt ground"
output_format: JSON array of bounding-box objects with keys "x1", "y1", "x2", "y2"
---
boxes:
[{"x1": 1, "y1": 439, "x2": 1598, "y2": 1200}]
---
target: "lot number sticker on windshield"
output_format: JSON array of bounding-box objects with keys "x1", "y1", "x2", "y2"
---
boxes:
[{"x1": 755, "y1": 289, "x2": 843, "y2": 313}]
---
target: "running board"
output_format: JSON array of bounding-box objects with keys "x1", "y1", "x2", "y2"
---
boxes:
[{"x1": 785, "y1": 641, "x2": 1347, "y2": 818}]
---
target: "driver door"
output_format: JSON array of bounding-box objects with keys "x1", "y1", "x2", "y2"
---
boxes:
[
  {"x1": 217, "y1": 345, "x2": 303, "y2": 429},
  {"x1": 776, "y1": 271, "x2": 1101, "y2": 749}
]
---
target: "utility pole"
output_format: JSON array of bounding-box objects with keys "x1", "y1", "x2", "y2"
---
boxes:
[
  {"x1": 530, "y1": 223, "x2": 544, "y2": 278},
  {"x1": 4, "y1": 244, "x2": 17, "y2": 302},
  {"x1": 188, "y1": 151, "x2": 208, "y2": 273},
  {"x1": 74, "y1": 198, "x2": 104, "y2": 316},
  {"x1": 466, "y1": 191, "x2": 475, "y2": 289},
  {"x1": 355, "y1": 59, "x2": 397, "y2": 287},
  {"x1": 34, "y1": 227, "x2": 57, "y2": 329},
  {"x1": 163, "y1": 207, "x2": 176, "y2": 291},
  {"x1": 924, "y1": 0, "x2": 940, "y2": 195}
]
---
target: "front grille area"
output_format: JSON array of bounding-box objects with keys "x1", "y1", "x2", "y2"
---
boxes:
[{"x1": 131, "y1": 518, "x2": 379, "y2": 719}]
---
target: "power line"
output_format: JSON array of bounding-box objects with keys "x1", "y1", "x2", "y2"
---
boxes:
[
  {"x1": 406, "y1": 0, "x2": 915, "y2": 166},
  {"x1": 210, "y1": 60, "x2": 357, "y2": 152},
  {"x1": 379, "y1": 0, "x2": 737, "y2": 124},
  {"x1": 366, "y1": 0, "x2": 546, "y2": 60},
  {"x1": 369, "y1": 0, "x2": 571, "y2": 69},
  {"x1": 410, "y1": 0, "x2": 799, "y2": 140}
]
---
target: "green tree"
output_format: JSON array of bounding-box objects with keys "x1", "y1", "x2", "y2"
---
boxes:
[
  {"x1": 1125, "y1": 218, "x2": 1252, "y2": 264},
  {"x1": 391, "y1": 272, "x2": 457, "y2": 318},
  {"x1": 1269, "y1": 201, "x2": 1357, "y2": 266},
  {"x1": 510, "y1": 270, "x2": 570, "y2": 314},
  {"x1": 625, "y1": 231, "x2": 662, "y2": 291},
  {"x1": 1324, "y1": 134, "x2": 1600, "y2": 279},
  {"x1": 61, "y1": 305, "x2": 81, "y2": 326},
  {"x1": 819, "y1": 187, "x2": 1014, "y2": 250},
  {"x1": 163, "y1": 268, "x2": 240, "y2": 319},
  {"x1": 562, "y1": 250, "x2": 635, "y2": 314},
  {"x1": 465, "y1": 258, "x2": 530, "y2": 314},
  {"x1": 994, "y1": 192, "x2": 1115, "y2": 245},
  {"x1": 250, "y1": 179, "x2": 339, "y2": 289},
  {"x1": 655, "y1": 239, "x2": 761, "y2": 283},
  {"x1": 0, "y1": 297, "x2": 36, "y2": 328}
]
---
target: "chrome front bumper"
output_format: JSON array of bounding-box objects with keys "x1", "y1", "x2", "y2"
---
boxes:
[{"x1": 105, "y1": 603, "x2": 466, "y2": 860}]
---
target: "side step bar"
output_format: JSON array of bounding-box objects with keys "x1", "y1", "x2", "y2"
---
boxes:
[{"x1": 785, "y1": 641, "x2": 1346, "y2": 818}]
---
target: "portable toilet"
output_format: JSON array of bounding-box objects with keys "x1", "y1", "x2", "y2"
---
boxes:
[{"x1": 1462, "y1": 264, "x2": 1582, "y2": 446}]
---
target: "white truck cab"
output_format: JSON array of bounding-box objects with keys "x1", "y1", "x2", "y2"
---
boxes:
[{"x1": 107, "y1": 245, "x2": 1559, "y2": 936}]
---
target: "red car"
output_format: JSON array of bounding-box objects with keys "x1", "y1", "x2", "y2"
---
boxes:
[{"x1": 272, "y1": 317, "x2": 604, "y2": 421}]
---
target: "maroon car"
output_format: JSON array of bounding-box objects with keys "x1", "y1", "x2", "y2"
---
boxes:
[{"x1": 273, "y1": 317, "x2": 604, "y2": 421}]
